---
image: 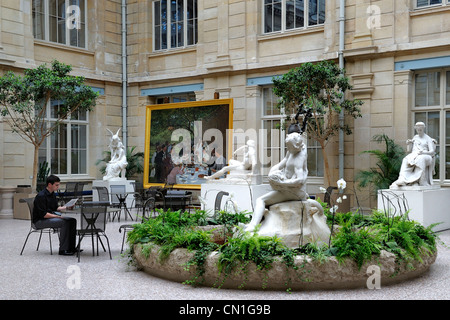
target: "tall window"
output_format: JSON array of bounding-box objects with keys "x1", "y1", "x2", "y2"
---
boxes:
[
  {"x1": 32, "y1": 0, "x2": 87, "y2": 48},
  {"x1": 39, "y1": 100, "x2": 88, "y2": 176},
  {"x1": 412, "y1": 70, "x2": 450, "y2": 181},
  {"x1": 261, "y1": 87, "x2": 323, "y2": 178},
  {"x1": 153, "y1": 0, "x2": 198, "y2": 51},
  {"x1": 263, "y1": 0, "x2": 325, "y2": 34}
]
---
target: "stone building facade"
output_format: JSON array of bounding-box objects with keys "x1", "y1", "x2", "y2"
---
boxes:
[{"x1": 1, "y1": 0, "x2": 450, "y2": 210}]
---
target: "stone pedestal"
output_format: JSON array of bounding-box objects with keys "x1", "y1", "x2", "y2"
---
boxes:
[
  {"x1": 0, "y1": 186, "x2": 17, "y2": 219},
  {"x1": 92, "y1": 180, "x2": 135, "y2": 208},
  {"x1": 257, "y1": 200, "x2": 331, "y2": 248},
  {"x1": 377, "y1": 188, "x2": 450, "y2": 231},
  {"x1": 201, "y1": 181, "x2": 271, "y2": 215}
]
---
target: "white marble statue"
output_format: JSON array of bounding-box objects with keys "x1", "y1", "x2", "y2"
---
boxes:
[
  {"x1": 103, "y1": 128, "x2": 128, "y2": 181},
  {"x1": 240, "y1": 132, "x2": 329, "y2": 249},
  {"x1": 205, "y1": 139, "x2": 257, "y2": 180},
  {"x1": 245, "y1": 132, "x2": 308, "y2": 231},
  {"x1": 390, "y1": 122, "x2": 437, "y2": 189}
]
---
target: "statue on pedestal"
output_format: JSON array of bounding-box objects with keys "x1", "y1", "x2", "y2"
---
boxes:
[
  {"x1": 390, "y1": 122, "x2": 437, "y2": 189},
  {"x1": 103, "y1": 128, "x2": 128, "y2": 181}
]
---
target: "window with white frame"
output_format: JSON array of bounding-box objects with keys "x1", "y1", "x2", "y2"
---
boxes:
[
  {"x1": 153, "y1": 0, "x2": 198, "y2": 51},
  {"x1": 32, "y1": 0, "x2": 87, "y2": 48},
  {"x1": 261, "y1": 87, "x2": 324, "y2": 178},
  {"x1": 416, "y1": 0, "x2": 449, "y2": 8},
  {"x1": 412, "y1": 69, "x2": 450, "y2": 181},
  {"x1": 38, "y1": 100, "x2": 88, "y2": 176},
  {"x1": 263, "y1": 0, "x2": 325, "y2": 34}
]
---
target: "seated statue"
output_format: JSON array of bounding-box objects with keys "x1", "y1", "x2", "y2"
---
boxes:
[
  {"x1": 205, "y1": 139, "x2": 257, "y2": 180},
  {"x1": 390, "y1": 122, "x2": 437, "y2": 189},
  {"x1": 245, "y1": 132, "x2": 308, "y2": 232},
  {"x1": 103, "y1": 128, "x2": 128, "y2": 181}
]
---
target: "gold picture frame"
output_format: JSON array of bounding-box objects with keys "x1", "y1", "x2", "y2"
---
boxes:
[{"x1": 144, "y1": 99, "x2": 234, "y2": 189}]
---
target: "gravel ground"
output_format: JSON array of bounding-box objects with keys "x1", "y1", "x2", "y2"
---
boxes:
[{"x1": 1, "y1": 214, "x2": 449, "y2": 302}]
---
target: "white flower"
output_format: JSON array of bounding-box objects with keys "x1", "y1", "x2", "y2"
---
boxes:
[
  {"x1": 330, "y1": 205, "x2": 339, "y2": 213},
  {"x1": 319, "y1": 187, "x2": 327, "y2": 193},
  {"x1": 198, "y1": 196, "x2": 207, "y2": 206},
  {"x1": 343, "y1": 195, "x2": 347, "y2": 200},
  {"x1": 336, "y1": 197, "x2": 342, "y2": 203},
  {"x1": 337, "y1": 178, "x2": 347, "y2": 191}
]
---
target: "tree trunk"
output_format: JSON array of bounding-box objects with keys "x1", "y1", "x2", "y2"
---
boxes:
[
  {"x1": 319, "y1": 141, "x2": 332, "y2": 187},
  {"x1": 32, "y1": 145, "x2": 39, "y2": 192}
]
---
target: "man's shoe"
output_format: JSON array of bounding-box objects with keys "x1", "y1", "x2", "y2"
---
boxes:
[{"x1": 59, "y1": 250, "x2": 76, "y2": 256}]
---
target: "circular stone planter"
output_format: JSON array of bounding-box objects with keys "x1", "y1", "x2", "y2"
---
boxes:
[{"x1": 133, "y1": 243, "x2": 437, "y2": 291}]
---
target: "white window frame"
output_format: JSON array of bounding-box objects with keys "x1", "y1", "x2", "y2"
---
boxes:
[
  {"x1": 152, "y1": 0, "x2": 198, "y2": 52},
  {"x1": 32, "y1": 0, "x2": 88, "y2": 49},
  {"x1": 262, "y1": 0, "x2": 325, "y2": 34},
  {"x1": 415, "y1": 0, "x2": 450, "y2": 9},
  {"x1": 412, "y1": 68, "x2": 450, "y2": 183},
  {"x1": 39, "y1": 100, "x2": 90, "y2": 178}
]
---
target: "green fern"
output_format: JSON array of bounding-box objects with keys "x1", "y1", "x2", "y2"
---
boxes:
[{"x1": 356, "y1": 134, "x2": 405, "y2": 192}]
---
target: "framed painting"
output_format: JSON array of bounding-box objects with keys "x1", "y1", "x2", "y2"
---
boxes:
[{"x1": 144, "y1": 99, "x2": 234, "y2": 189}]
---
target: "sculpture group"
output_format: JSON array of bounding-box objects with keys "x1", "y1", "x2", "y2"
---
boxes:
[{"x1": 205, "y1": 106, "x2": 331, "y2": 248}]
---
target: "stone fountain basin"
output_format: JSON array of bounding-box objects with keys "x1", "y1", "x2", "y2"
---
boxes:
[{"x1": 133, "y1": 242, "x2": 437, "y2": 291}]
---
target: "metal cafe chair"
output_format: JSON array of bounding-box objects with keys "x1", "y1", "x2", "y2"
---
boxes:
[
  {"x1": 93, "y1": 186, "x2": 121, "y2": 221},
  {"x1": 119, "y1": 197, "x2": 156, "y2": 254},
  {"x1": 76, "y1": 201, "x2": 111, "y2": 262},
  {"x1": 19, "y1": 198, "x2": 60, "y2": 255}
]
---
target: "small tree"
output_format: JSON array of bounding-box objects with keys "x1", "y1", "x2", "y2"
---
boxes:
[
  {"x1": 0, "y1": 60, "x2": 99, "y2": 190},
  {"x1": 272, "y1": 61, "x2": 363, "y2": 186}
]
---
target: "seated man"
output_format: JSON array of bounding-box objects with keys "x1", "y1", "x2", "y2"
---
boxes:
[{"x1": 33, "y1": 175, "x2": 78, "y2": 255}]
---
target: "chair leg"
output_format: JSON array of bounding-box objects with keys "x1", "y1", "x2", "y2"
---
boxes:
[
  {"x1": 103, "y1": 234, "x2": 112, "y2": 260},
  {"x1": 20, "y1": 231, "x2": 32, "y2": 255},
  {"x1": 77, "y1": 234, "x2": 84, "y2": 263},
  {"x1": 37, "y1": 230, "x2": 43, "y2": 251},
  {"x1": 120, "y1": 230, "x2": 126, "y2": 254},
  {"x1": 49, "y1": 231, "x2": 53, "y2": 255}
]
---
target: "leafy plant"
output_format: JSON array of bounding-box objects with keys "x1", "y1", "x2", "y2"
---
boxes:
[
  {"x1": 355, "y1": 134, "x2": 406, "y2": 192},
  {"x1": 36, "y1": 161, "x2": 50, "y2": 192},
  {"x1": 126, "y1": 204, "x2": 439, "y2": 290},
  {"x1": 0, "y1": 60, "x2": 98, "y2": 190},
  {"x1": 331, "y1": 218, "x2": 383, "y2": 269}
]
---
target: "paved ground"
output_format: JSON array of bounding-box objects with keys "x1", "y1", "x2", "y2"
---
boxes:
[{"x1": 1, "y1": 212, "x2": 449, "y2": 301}]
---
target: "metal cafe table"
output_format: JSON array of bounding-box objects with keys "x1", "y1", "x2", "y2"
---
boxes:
[
  {"x1": 163, "y1": 190, "x2": 193, "y2": 211},
  {"x1": 63, "y1": 201, "x2": 113, "y2": 262}
]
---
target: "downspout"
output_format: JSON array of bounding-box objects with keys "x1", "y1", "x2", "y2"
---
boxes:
[
  {"x1": 121, "y1": 0, "x2": 128, "y2": 149},
  {"x1": 338, "y1": 0, "x2": 345, "y2": 182}
]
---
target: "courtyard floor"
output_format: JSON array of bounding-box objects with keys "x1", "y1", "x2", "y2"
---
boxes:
[{"x1": 1, "y1": 210, "x2": 449, "y2": 302}]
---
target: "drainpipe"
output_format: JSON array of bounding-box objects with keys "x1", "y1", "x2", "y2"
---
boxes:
[
  {"x1": 121, "y1": 0, "x2": 128, "y2": 149},
  {"x1": 338, "y1": 0, "x2": 345, "y2": 183}
]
